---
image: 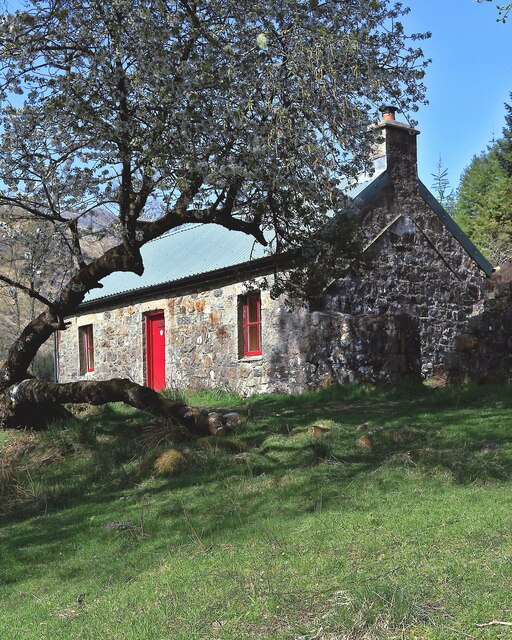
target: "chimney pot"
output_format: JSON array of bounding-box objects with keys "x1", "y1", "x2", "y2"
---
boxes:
[{"x1": 380, "y1": 105, "x2": 397, "y2": 121}]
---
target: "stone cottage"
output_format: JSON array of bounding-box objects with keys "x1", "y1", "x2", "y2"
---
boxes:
[{"x1": 56, "y1": 108, "x2": 493, "y2": 394}]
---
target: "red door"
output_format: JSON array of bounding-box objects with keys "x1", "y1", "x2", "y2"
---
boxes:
[{"x1": 146, "y1": 312, "x2": 166, "y2": 391}]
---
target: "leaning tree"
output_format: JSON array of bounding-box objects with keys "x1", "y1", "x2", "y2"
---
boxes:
[{"x1": 0, "y1": 0, "x2": 428, "y2": 429}]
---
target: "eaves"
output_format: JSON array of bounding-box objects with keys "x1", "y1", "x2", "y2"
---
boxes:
[{"x1": 74, "y1": 253, "x2": 292, "y2": 316}]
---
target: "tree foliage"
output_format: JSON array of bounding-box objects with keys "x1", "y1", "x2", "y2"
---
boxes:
[
  {"x1": 496, "y1": 96, "x2": 512, "y2": 176},
  {"x1": 0, "y1": 0, "x2": 429, "y2": 425},
  {"x1": 477, "y1": 0, "x2": 512, "y2": 22},
  {"x1": 452, "y1": 95, "x2": 512, "y2": 265}
]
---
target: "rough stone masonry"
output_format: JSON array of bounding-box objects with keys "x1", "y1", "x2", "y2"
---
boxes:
[{"x1": 57, "y1": 109, "x2": 491, "y2": 394}]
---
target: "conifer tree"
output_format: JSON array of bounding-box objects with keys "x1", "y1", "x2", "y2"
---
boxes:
[
  {"x1": 452, "y1": 108, "x2": 512, "y2": 266},
  {"x1": 496, "y1": 94, "x2": 512, "y2": 177}
]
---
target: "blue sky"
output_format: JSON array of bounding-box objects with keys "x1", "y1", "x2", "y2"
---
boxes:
[{"x1": 401, "y1": 0, "x2": 512, "y2": 189}]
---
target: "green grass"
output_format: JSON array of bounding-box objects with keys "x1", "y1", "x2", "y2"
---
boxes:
[{"x1": 1, "y1": 383, "x2": 512, "y2": 639}]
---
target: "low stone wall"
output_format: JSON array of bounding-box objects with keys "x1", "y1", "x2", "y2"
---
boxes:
[{"x1": 445, "y1": 282, "x2": 512, "y2": 383}]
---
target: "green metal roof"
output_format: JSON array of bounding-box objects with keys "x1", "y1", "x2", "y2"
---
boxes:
[
  {"x1": 83, "y1": 167, "x2": 385, "y2": 305},
  {"x1": 83, "y1": 223, "x2": 269, "y2": 303}
]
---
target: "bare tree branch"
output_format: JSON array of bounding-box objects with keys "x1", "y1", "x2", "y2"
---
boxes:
[{"x1": 0, "y1": 272, "x2": 56, "y2": 310}]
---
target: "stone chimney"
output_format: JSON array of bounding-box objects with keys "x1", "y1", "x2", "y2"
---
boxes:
[{"x1": 372, "y1": 105, "x2": 420, "y2": 182}]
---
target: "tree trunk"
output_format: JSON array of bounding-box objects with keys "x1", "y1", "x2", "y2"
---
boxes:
[{"x1": 0, "y1": 378, "x2": 210, "y2": 434}]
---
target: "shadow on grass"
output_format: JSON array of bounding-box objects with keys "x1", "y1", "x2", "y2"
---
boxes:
[{"x1": 1, "y1": 382, "x2": 512, "y2": 590}]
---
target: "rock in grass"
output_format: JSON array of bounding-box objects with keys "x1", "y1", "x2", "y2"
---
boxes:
[
  {"x1": 480, "y1": 442, "x2": 499, "y2": 453},
  {"x1": 308, "y1": 424, "x2": 332, "y2": 438},
  {"x1": 207, "y1": 412, "x2": 227, "y2": 436},
  {"x1": 356, "y1": 434, "x2": 374, "y2": 449},
  {"x1": 222, "y1": 412, "x2": 242, "y2": 429},
  {"x1": 389, "y1": 427, "x2": 415, "y2": 444}
]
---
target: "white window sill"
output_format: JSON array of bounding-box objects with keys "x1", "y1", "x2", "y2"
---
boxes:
[{"x1": 239, "y1": 355, "x2": 263, "y2": 362}]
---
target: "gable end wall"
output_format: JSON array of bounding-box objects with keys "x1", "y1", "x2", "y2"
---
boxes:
[{"x1": 322, "y1": 183, "x2": 487, "y2": 375}]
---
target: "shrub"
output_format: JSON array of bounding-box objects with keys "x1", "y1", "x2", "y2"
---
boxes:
[
  {"x1": 37, "y1": 419, "x2": 98, "y2": 456},
  {"x1": 137, "y1": 420, "x2": 192, "y2": 450}
]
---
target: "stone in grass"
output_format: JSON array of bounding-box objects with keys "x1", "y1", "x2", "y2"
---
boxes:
[
  {"x1": 480, "y1": 442, "x2": 499, "y2": 453},
  {"x1": 308, "y1": 424, "x2": 332, "y2": 438},
  {"x1": 222, "y1": 412, "x2": 242, "y2": 429},
  {"x1": 207, "y1": 412, "x2": 227, "y2": 437},
  {"x1": 389, "y1": 424, "x2": 416, "y2": 444},
  {"x1": 356, "y1": 434, "x2": 374, "y2": 449},
  {"x1": 356, "y1": 421, "x2": 371, "y2": 432}
]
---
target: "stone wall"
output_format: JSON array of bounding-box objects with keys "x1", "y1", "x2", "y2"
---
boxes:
[
  {"x1": 323, "y1": 195, "x2": 484, "y2": 377},
  {"x1": 59, "y1": 280, "x2": 275, "y2": 395},
  {"x1": 58, "y1": 275, "x2": 421, "y2": 395},
  {"x1": 301, "y1": 312, "x2": 421, "y2": 387},
  {"x1": 58, "y1": 304, "x2": 146, "y2": 384},
  {"x1": 445, "y1": 282, "x2": 512, "y2": 383},
  {"x1": 322, "y1": 123, "x2": 486, "y2": 377}
]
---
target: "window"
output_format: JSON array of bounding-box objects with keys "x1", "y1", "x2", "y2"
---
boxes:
[
  {"x1": 239, "y1": 292, "x2": 262, "y2": 357},
  {"x1": 79, "y1": 324, "x2": 94, "y2": 374}
]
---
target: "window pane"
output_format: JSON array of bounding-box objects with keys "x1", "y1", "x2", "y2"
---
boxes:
[
  {"x1": 87, "y1": 326, "x2": 94, "y2": 371},
  {"x1": 79, "y1": 328, "x2": 86, "y2": 375},
  {"x1": 240, "y1": 292, "x2": 262, "y2": 357},
  {"x1": 248, "y1": 295, "x2": 259, "y2": 322},
  {"x1": 79, "y1": 325, "x2": 94, "y2": 373},
  {"x1": 248, "y1": 324, "x2": 261, "y2": 353}
]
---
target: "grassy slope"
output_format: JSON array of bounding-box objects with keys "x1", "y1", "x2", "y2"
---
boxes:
[{"x1": 1, "y1": 384, "x2": 512, "y2": 639}]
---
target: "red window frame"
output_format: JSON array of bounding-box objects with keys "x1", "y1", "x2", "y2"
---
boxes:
[
  {"x1": 242, "y1": 293, "x2": 262, "y2": 357},
  {"x1": 79, "y1": 324, "x2": 94, "y2": 374}
]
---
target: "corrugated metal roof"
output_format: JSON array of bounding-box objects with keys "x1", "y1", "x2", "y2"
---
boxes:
[
  {"x1": 84, "y1": 162, "x2": 389, "y2": 304},
  {"x1": 84, "y1": 223, "x2": 269, "y2": 303},
  {"x1": 82, "y1": 153, "x2": 492, "y2": 306}
]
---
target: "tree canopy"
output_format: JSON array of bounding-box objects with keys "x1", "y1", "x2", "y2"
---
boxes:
[
  {"x1": 0, "y1": 0, "x2": 429, "y2": 426},
  {"x1": 496, "y1": 98, "x2": 512, "y2": 176},
  {"x1": 452, "y1": 94, "x2": 512, "y2": 265}
]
